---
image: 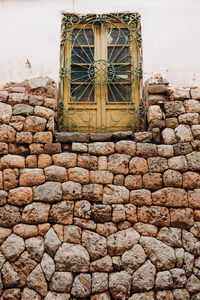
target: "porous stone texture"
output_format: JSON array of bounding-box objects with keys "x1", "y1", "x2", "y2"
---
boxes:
[{"x1": 0, "y1": 80, "x2": 199, "y2": 298}]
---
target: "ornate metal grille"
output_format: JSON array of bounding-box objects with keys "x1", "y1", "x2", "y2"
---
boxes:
[{"x1": 58, "y1": 13, "x2": 144, "y2": 132}]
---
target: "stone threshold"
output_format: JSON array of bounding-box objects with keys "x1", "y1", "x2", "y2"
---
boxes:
[{"x1": 54, "y1": 131, "x2": 152, "y2": 143}]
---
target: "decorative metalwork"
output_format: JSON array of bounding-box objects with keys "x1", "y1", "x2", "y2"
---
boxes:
[{"x1": 58, "y1": 13, "x2": 144, "y2": 132}]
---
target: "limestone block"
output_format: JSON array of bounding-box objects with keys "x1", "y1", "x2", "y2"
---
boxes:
[
  {"x1": 175, "y1": 124, "x2": 193, "y2": 142},
  {"x1": 88, "y1": 142, "x2": 115, "y2": 155},
  {"x1": 25, "y1": 236, "x2": 44, "y2": 262},
  {"x1": 8, "y1": 187, "x2": 32, "y2": 206},
  {"x1": 130, "y1": 189, "x2": 152, "y2": 206},
  {"x1": 52, "y1": 152, "x2": 77, "y2": 168},
  {"x1": 132, "y1": 260, "x2": 156, "y2": 292},
  {"x1": 78, "y1": 154, "x2": 98, "y2": 170},
  {"x1": 107, "y1": 228, "x2": 140, "y2": 256},
  {"x1": 91, "y1": 205, "x2": 112, "y2": 223},
  {"x1": 170, "y1": 208, "x2": 194, "y2": 229},
  {"x1": 71, "y1": 274, "x2": 91, "y2": 298},
  {"x1": 0, "y1": 124, "x2": 16, "y2": 143},
  {"x1": 129, "y1": 157, "x2": 148, "y2": 174},
  {"x1": 90, "y1": 171, "x2": 114, "y2": 184},
  {"x1": 152, "y1": 187, "x2": 188, "y2": 207},
  {"x1": 184, "y1": 99, "x2": 200, "y2": 113},
  {"x1": 163, "y1": 169, "x2": 182, "y2": 187},
  {"x1": 34, "y1": 106, "x2": 54, "y2": 119},
  {"x1": 22, "y1": 202, "x2": 50, "y2": 224},
  {"x1": 162, "y1": 128, "x2": 177, "y2": 144},
  {"x1": 55, "y1": 243, "x2": 90, "y2": 272},
  {"x1": 108, "y1": 153, "x2": 131, "y2": 175},
  {"x1": 24, "y1": 116, "x2": 46, "y2": 132},
  {"x1": 0, "y1": 102, "x2": 12, "y2": 123},
  {"x1": 164, "y1": 101, "x2": 185, "y2": 117},
  {"x1": 143, "y1": 173, "x2": 162, "y2": 190},
  {"x1": 68, "y1": 167, "x2": 89, "y2": 184},
  {"x1": 140, "y1": 236, "x2": 176, "y2": 270},
  {"x1": 116, "y1": 140, "x2": 136, "y2": 155},
  {"x1": 44, "y1": 166, "x2": 67, "y2": 182},
  {"x1": 82, "y1": 230, "x2": 107, "y2": 261},
  {"x1": 103, "y1": 185, "x2": 129, "y2": 204},
  {"x1": 0, "y1": 204, "x2": 21, "y2": 227},
  {"x1": 168, "y1": 155, "x2": 188, "y2": 172},
  {"x1": 62, "y1": 181, "x2": 82, "y2": 200},
  {"x1": 49, "y1": 201, "x2": 73, "y2": 224},
  {"x1": 20, "y1": 168, "x2": 45, "y2": 186}
]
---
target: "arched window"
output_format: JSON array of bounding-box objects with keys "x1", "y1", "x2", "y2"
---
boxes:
[{"x1": 58, "y1": 13, "x2": 143, "y2": 132}]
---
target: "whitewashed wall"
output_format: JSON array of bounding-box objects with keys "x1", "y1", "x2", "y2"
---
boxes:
[{"x1": 0, "y1": 0, "x2": 200, "y2": 87}]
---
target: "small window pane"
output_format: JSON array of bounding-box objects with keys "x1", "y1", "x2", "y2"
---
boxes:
[
  {"x1": 71, "y1": 47, "x2": 94, "y2": 64},
  {"x1": 107, "y1": 28, "x2": 129, "y2": 45},
  {"x1": 108, "y1": 84, "x2": 132, "y2": 102},
  {"x1": 108, "y1": 46, "x2": 131, "y2": 63},
  {"x1": 71, "y1": 65, "x2": 92, "y2": 82},
  {"x1": 71, "y1": 84, "x2": 94, "y2": 102},
  {"x1": 72, "y1": 29, "x2": 94, "y2": 45},
  {"x1": 110, "y1": 65, "x2": 132, "y2": 83}
]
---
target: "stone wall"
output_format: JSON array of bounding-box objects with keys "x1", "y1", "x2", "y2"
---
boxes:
[{"x1": 0, "y1": 78, "x2": 200, "y2": 299}]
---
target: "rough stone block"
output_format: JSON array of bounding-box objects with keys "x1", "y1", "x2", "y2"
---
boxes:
[
  {"x1": 0, "y1": 124, "x2": 16, "y2": 143},
  {"x1": 0, "y1": 103, "x2": 12, "y2": 124},
  {"x1": 116, "y1": 140, "x2": 136, "y2": 155},
  {"x1": 1, "y1": 154, "x2": 25, "y2": 169},
  {"x1": 103, "y1": 185, "x2": 129, "y2": 204},
  {"x1": 148, "y1": 157, "x2": 168, "y2": 173},
  {"x1": 130, "y1": 189, "x2": 152, "y2": 206},
  {"x1": 78, "y1": 154, "x2": 98, "y2": 170},
  {"x1": 183, "y1": 171, "x2": 200, "y2": 189},
  {"x1": 152, "y1": 187, "x2": 188, "y2": 207},
  {"x1": 90, "y1": 171, "x2": 114, "y2": 184},
  {"x1": 29, "y1": 143, "x2": 44, "y2": 154},
  {"x1": 44, "y1": 165, "x2": 67, "y2": 182},
  {"x1": 68, "y1": 167, "x2": 89, "y2": 184},
  {"x1": 19, "y1": 168, "x2": 45, "y2": 186},
  {"x1": 62, "y1": 181, "x2": 82, "y2": 200},
  {"x1": 173, "y1": 142, "x2": 193, "y2": 155},
  {"x1": 147, "y1": 105, "x2": 163, "y2": 123},
  {"x1": 22, "y1": 202, "x2": 50, "y2": 224},
  {"x1": 170, "y1": 208, "x2": 194, "y2": 229},
  {"x1": 136, "y1": 143, "x2": 158, "y2": 157},
  {"x1": 165, "y1": 117, "x2": 179, "y2": 128},
  {"x1": 173, "y1": 88, "x2": 190, "y2": 100},
  {"x1": 143, "y1": 172, "x2": 162, "y2": 190},
  {"x1": 49, "y1": 201, "x2": 73, "y2": 224},
  {"x1": 3, "y1": 169, "x2": 18, "y2": 191},
  {"x1": 24, "y1": 116, "x2": 46, "y2": 132},
  {"x1": 178, "y1": 113, "x2": 199, "y2": 125},
  {"x1": 163, "y1": 169, "x2": 182, "y2": 187},
  {"x1": 184, "y1": 99, "x2": 200, "y2": 113},
  {"x1": 55, "y1": 132, "x2": 90, "y2": 143},
  {"x1": 108, "y1": 154, "x2": 130, "y2": 175},
  {"x1": 164, "y1": 101, "x2": 185, "y2": 117},
  {"x1": 124, "y1": 175, "x2": 142, "y2": 189},
  {"x1": 38, "y1": 154, "x2": 52, "y2": 168},
  {"x1": 34, "y1": 106, "x2": 54, "y2": 119},
  {"x1": 88, "y1": 142, "x2": 115, "y2": 155},
  {"x1": 175, "y1": 124, "x2": 193, "y2": 142},
  {"x1": 188, "y1": 189, "x2": 200, "y2": 208},
  {"x1": 52, "y1": 152, "x2": 77, "y2": 168},
  {"x1": 129, "y1": 157, "x2": 148, "y2": 174},
  {"x1": 186, "y1": 151, "x2": 200, "y2": 171},
  {"x1": 91, "y1": 205, "x2": 112, "y2": 223},
  {"x1": 162, "y1": 128, "x2": 177, "y2": 144},
  {"x1": 168, "y1": 155, "x2": 188, "y2": 172},
  {"x1": 8, "y1": 187, "x2": 32, "y2": 206}
]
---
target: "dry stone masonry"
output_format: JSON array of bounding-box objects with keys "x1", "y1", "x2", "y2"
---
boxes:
[{"x1": 0, "y1": 78, "x2": 200, "y2": 299}]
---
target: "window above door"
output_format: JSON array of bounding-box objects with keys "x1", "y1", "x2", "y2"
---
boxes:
[{"x1": 58, "y1": 13, "x2": 143, "y2": 132}]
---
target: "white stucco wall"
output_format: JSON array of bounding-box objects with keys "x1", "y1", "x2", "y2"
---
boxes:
[{"x1": 0, "y1": 0, "x2": 200, "y2": 87}]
